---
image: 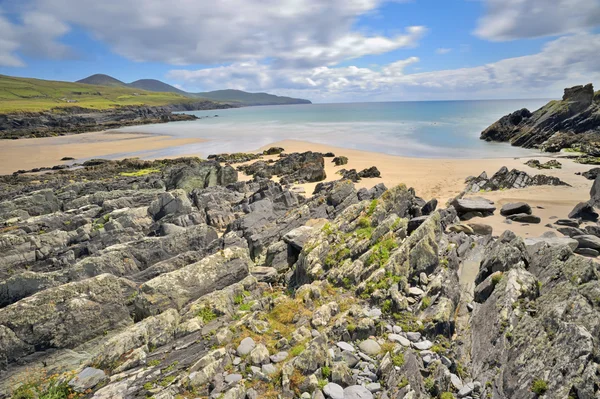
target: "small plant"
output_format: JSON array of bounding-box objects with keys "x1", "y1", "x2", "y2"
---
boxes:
[
  {"x1": 391, "y1": 352, "x2": 405, "y2": 367},
  {"x1": 11, "y1": 371, "x2": 82, "y2": 399},
  {"x1": 321, "y1": 366, "x2": 331, "y2": 379},
  {"x1": 440, "y1": 393, "x2": 456, "y2": 399},
  {"x1": 290, "y1": 344, "x2": 305, "y2": 357},
  {"x1": 357, "y1": 216, "x2": 371, "y2": 229},
  {"x1": 398, "y1": 376, "x2": 409, "y2": 388},
  {"x1": 423, "y1": 377, "x2": 438, "y2": 395},
  {"x1": 421, "y1": 296, "x2": 432, "y2": 310},
  {"x1": 196, "y1": 308, "x2": 217, "y2": 323},
  {"x1": 239, "y1": 303, "x2": 252, "y2": 311},
  {"x1": 531, "y1": 379, "x2": 548, "y2": 395},
  {"x1": 347, "y1": 323, "x2": 357, "y2": 333},
  {"x1": 367, "y1": 199, "x2": 378, "y2": 216},
  {"x1": 143, "y1": 382, "x2": 154, "y2": 390},
  {"x1": 234, "y1": 294, "x2": 244, "y2": 305},
  {"x1": 491, "y1": 272, "x2": 503, "y2": 286},
  {"x1": 147, "y1": 359, "x2": 160, "y2": 367}
]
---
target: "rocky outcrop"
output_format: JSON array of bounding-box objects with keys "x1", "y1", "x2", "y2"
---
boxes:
[
  {"x1": 464, "y1": 166, "x2": 569, "y2": 193},
  {"x1": 481, "y1": 84, "x2": 600, "y2": 154},
  {"x1": 239, "y1": 151, "x2": 326, "y2": 184},
  {"x1": 0, "y1": 153, "x2": 599, "y2": 399},
  {"x1": 0, "y1": 102, "x2": 235, "y2": 139}
]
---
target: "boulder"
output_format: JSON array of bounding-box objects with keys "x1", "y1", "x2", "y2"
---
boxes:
[
  {"x1": 568, "y1": 202, "x2": 598, "y2": 221},
  {"x1": 69, "y1": 367, "x2": 107, "y2": 392},
  {"x1": 506, "y1": 213, "x2": 541, "y2": 224},
  {"x1": 573, "y1": 235, "x2": 600, "y2": 251},
  {"x1": 332, "y1": 156, "x2": 348, "y2": 166},
  {"x1": 500, "y1": 202, "x2": 532, "y2": 216},
  {"x1": 148, "y1": 189, "x2": 193, "y2": 221},
  {"x1": 451, "y1": 197, "x2": 496, "y2": 217}
]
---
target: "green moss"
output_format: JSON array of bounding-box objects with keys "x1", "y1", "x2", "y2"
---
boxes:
[
  {"x1": 420, "y1": 296, "x2": 432, "y2": 310},
  {"x1": 365, "y1": 237, "x2": 397, "y2": 267},
  {"x1": 347, "y1": 323, "x2": 357, "y2": 333},
  {"x1": 531, "y1": 379, "x2": 548, "y2": 395},
  {"x1": 440, "y1": 393, "x2": 456, "y2": 399},
  {"x1": 357, "y1": 216, "x2": 371, "y2": 229},
  {"x1": 147, "y1": 359, "x2": 160, "y2": 367},
  {"x1": 397, "y1": 376, "x2": 409, "y2": 388},
  {"x1": 423, "y1": 377, "x2": 437, "y2": 395},
  {"x1": 367, "y1": 199, "x2": 378, "y2": 216},
  {"x1": 491, "y1": 272, "x2": 503, "y2": 286},
  {"x1": 143, "y1": 382, "x2": 154, "y2": 390},
  {"x1": 290, "y1": 344, "x2": 306, "y2": 357},
  {"x1": 162, "y1": 361, "x2": 178, "y2": 373},
  {"x1": 391, "y1": 352, "x2": 405, "y2": 367},
  {"x1": 196, "y1": 308, "x2": 217, "y2": 323},
  {"x1": 119, "y1": 168, "x2": 161, "y2": 177},
  {"x1": 321, "y1": 366, "x2": 331, "y2": 379},
  {"x1": 159, "y1": 375, "x2": 176, "y2": 387}
]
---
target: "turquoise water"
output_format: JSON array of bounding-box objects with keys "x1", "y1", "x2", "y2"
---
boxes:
[{"x1": 116, "y1": 99, "x2": 551, "y2": 159}]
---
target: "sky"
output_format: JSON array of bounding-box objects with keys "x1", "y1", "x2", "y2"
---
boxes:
[{"x1": 0, "y1": 0, "x2": 599, "y2": 102}]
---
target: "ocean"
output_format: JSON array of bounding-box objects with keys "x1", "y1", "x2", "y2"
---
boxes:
[{"x1": 116, "y1": 99, "x2": 551, "y2": 159}]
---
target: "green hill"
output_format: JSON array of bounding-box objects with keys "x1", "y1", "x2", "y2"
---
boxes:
[
  {"x1": 76, "y1": 74, "x2": 312, "y2": 105},
  {"x1": 129, "y1": 79, "x2": 188, "y2": 95},
  {"x1": 0, "y1": 74, "x2": 198, "y2": 113},
  {"x1": 194, "y1": 89, "x2": 312, "y2": 106},
  {"x1": 76, "y1": 74, "x2": 127, "y2": 87}
]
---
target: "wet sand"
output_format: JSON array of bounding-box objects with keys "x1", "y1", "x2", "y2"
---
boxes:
[{"x1": 0, "y1": 131, "x2": 205, "y2": 175}]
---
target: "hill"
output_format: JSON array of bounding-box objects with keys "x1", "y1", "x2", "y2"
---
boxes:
[
  {"x1": 76, "y1": 74, "x2": 127, "y2": 87},
  {"x1": 76, "y1": 74, "x2": 312, "y2": 105},
  {"x1": 0, "y1": 74, "x2": 200, "y2": 113},
  {"x1": 195, "y1": 89, "x2": 312, "y2": 106},
  {"x1": 129, "y1": 79, "x2": 188, "y2": 95}
]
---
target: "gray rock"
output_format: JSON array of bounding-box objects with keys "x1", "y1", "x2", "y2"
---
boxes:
[
  {"x1": 343, "y1": 385, "x2": 374, "y2": 399},
  {"x1": 568, "y1": 201, "x2": 598, "y2": 221},
  {"x1": 337, "y1": 341, "x2": 355, "y2": 352},
  {"x1": 506, "y1": 213, "x2": 541, "y2": 223},
  {"x1": 451, "y1": 197, "x2": 496, "y2": 216},
  {"x1": 270, "y1": 351, "x2": 288, "y2": 363},
  {"x1": 365, "y1": 382, "x2": 381, "y2": 393},
  {"x1": 466, "y1": 223, "x2": 493, "y2": 235},
  {"x1": 575, "y1": 247, "x2": 599, "y2": 257},
  {"x1": 68, "y1": 367, "x2": 107, "y2": 392},
  {"x1": 573, "y1": 234, "x2": 600, "y2": 251},
  {"x1": 556, "y1": 218, "x2": 580, "y2": 227},
  {"x1": 358, "y1": 339, "x2": 381, "y2": 355},
  {"x1": 405, "y1": 332, "x2": 421, "y2": 342},
  {"x1": 237, "y1": 337, "x2": 256, "y2": 356},
  {"x1": 261, "y1": 364, "x2": 277, "y2": 375},
  {"x1": 458, "y1": 382, "x2": 474, "y2": 398},
  {"x1": 524, "y1": 235, "x2": 578, "y2": 250},
  {"x1": 225, "y1": 373, "x2": 243, "y2": 383},
  {"x1": 412, "y1": 340, "x2": 433, "y2": 350},
  {"x1": 323, "y1": 382, "x2": 344, "y2": 399},
  {"x1": 500, "y1": 202, "x2": 532, "y2": 216},
  {"x1": 450, "y1": 373, "x2": 463, "y2": 390}
]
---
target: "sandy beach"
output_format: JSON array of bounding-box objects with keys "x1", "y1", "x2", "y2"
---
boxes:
[
  {"x1": 0, "y1": 132, "x2": 593, "y2": 238},
  {"x1": 0, "y1": 131, "x2": 204, "y2": 175}
]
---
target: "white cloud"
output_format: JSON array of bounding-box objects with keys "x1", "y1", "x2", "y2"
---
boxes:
[
  {"x1": 168, "y1": 33, "x2": 600, "y2": 101},
  {"x1": 475, "y1": 0, "x2": 600, "y2": 41},
  {"x1": 0, "y1": 8, "x2": 72, "y2": 67},
  {"x1": 435, "y1": 48, "x2": 452, "y2": 54},
  {"x1": 1, "y1": 0, "x2": 422, "y2": 67}
]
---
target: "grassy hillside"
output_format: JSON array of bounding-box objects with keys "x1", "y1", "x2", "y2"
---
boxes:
[
  {"x1": 129, "y1": 79, "x2": 188, "y2": 95},
  {"x1": 0, "y1": 74, "x2": 196, "y2": 113},
  {"x1": 76, "y1": 74, "x2": 127, "y2": 87},
  {"x1": 195, "y1": 89, "x2": 312, "y2": 105}
]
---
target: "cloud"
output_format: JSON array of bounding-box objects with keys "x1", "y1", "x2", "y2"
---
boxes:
[
  {"x1": 435, "y1": 48, "x2": 452, "y2": 54},
  {"x1": 168, "y1": 33, "x2": 600, "y2": 101},
  {"x1": 475, "y1": 0, "x2": 600, "y2": 41},
  {"x1": 0, "y1": 8, "x2": 72, "y2": 67},
  {"x1": 2, "y1": 0, "x2": 422, "y2": 67}
]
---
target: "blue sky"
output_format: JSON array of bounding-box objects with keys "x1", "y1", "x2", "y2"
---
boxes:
[{"x1": 0, "y1": 0, "x2": 599, "y2": 102}]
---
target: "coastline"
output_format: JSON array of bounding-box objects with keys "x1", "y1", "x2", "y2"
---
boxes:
[
  {"x1": 0, "y1": 131, "x2": 205, "y2": 175},
  {"x1": 0, "y1": 132, "x2": 592, "y2": 238}
]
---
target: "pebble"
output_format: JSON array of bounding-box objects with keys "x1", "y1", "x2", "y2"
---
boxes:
[
  {"x1": 412, "y1": 340, "x2": 433, "y2": 350},
  {"x1": 408, "y1": 286, "x2": 424, "y2": 296},
  {"x1": 261, "y1": 364, "x2": 277, "y2": 375},
  {"x1": 224, "y1": 373, "x2": 243, "y2": 383},
  {"x1": 405, "y1": 332, "x2": 421, "y2": 342},
  {"x1": 270, "y1": 351, "x2": 288, "y2": 363},
  {"x1": 392, "y1": 325, "x2": 402, "y2": 334},
  {"x1": 388, "y1": 333, "x2": 410, "y2": 347},
  {"x1": 451, "y1": 373, "x2": 464, "y2": 390},
  {"x1": 366, "y1": 382, "x2": 382, "y2": 393},
  {"x1": 337, "y1": 341, "x2": 355, "y2": 352},
  {"x1": 323, "y1": 382, "x2": 344, "y2": 399},
  {"x1": 458, "y1": 382, "x2": 475, "y2": 398},
  {"x1": 344, "y1": 385, "x2": 374, "y2": 399}
]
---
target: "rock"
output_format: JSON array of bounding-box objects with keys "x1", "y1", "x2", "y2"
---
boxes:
[
  {"x1": 450, "y1": 373, "x2": 463, "y2": 390},
  {"x1": 466, "y1": 223, "x2": 493, "y2": 235},
  {"x1": 358, "y1": 339, "x2": 381, "y2": 355},
  {"x1": 323, "y1": 383, "x2": 344, "y2": 399},
  {"x1": 591, "y1": 175, "x2": 600, "y2": 206},
  {"x1": 457, "y1": 382, "x2": 474, "y2": 398},
  {"x1": 574, "y1": 247, "x2": 599, "y2": 257},
  {"x1": 336, "y1": 342, "x2": 355, "y2": 352},
  {"x1": 579, "y1": 167, "x2": 600, "y2": 180},
  {"x1": 333, "y1": 156, "x2": 348, "y2": 166},
  {"x1": 358, "y1": 166, "x2": 381, "y2": 178},
  {"x1": 506, "y1": 213, "x2": 541, "y2": 223},
  {"x1": 365, "y1": 382, "x2": 381, "y2": 393},
  {"x1": 68, "y1": 367, "x2": 107, "y2": 392},
  {"x1": 525, "y1": 159, "x2": 562, "y2": 169},
  {"x1": 262, "y1": 364, "x2": 277, "y2": 375},
  {"x1": 451, "y1": 197, "x2": 496, "y2": 217},
  {"x1": 388, "y1": 333, "x2": 411, "y2": 347},
  {"x1": 524, "y1": 235, "x2": 578, "y2": 251},
  {"x1": 464, "y1": 166, "x2": 569, "y2": 192},
  {"x1": 408, "y1": 216, "x2": 429, "y2": 234},
  {"x1": 405, "y1": 332, "x2": 421, "y2": 342},
  {"x1": 263, "y1": 147, "x2": 284, "y2": 155},
  {"x1": 500, "y1": 202, "x2": 532, "y2": 216},
  {"x1": 343, "y1": 385, "x2": 374, "y2": 399},
  {"x1": 237, "y1": 337, "x2": 256, "y2": 356},
  {"x1": 421, "y1": 198, "x2": 438, "y2": 215},
  {"x1": 449, "y1": 223, "x2": 475, "y2": 235},
  {"x1": 568, "y1": 202, "x2": 598, "y2": 221},
  {"x1": 557, "y1": 226, "x2": 586, "y2": 237},
  {"x1": 250, "y1": 343, "x2": 270, "y2": 364},
  {"x1": 225, "y1": 373, "x2": 243, "y2": 383},
  {"x1": 573, "y1": 234, "x2": 600, "y2": 251},
  {"x1": 166, "y1": 159, "x2": 238, "y2": 192},
  {"x1": 555, "y1": 218, "x2": 580, "y2": 227},
  {"x1": 412, "y1": 340, "x2": 433, "y2": 350},
  {"x1": 251, "y1": 266, "x2": 278, "y2": 283},
  {"x1": 270, "y1": 351, "x2": 288, "y2": 363}
]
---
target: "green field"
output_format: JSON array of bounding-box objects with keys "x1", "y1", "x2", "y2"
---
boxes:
[{"x1": 0, "y1": 74, "x2": 196, "y2": 113}]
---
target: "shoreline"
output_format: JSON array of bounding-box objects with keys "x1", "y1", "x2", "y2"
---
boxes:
[{"x1": 0, "y1": 133, "x2": 592, "y2": 238}]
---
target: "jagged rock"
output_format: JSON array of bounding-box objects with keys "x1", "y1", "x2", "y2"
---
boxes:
[
  {"x1": 344, "y1": 385, "x2": 374, "y2": 399},
  {"x1": 578, "y1": 167, "x2": 600, "y2": 180},
  {"x1": 465, "y1": 166, "x2": 569, "y2": 192},
  {"x1": 557, "y1": 226, "x2": 586, "y2": 237},
  {"x1": 134, "y1": 246, "x2": 251, "y2": 317},
  {"x1": 165, "y1": 159, "x2": 238, "y2": 192},
  {"x1": 555, "y1": 218, "x2": 580, "y2": 227},
  {"x1": 241, "y1": 151, "x2": 326, "y2": 184},
  {"x1": 573, "y1": 234, "x2": 600, "y2": 251},
  {"x1": 69, "y1": 367, "x2": 107, "y2": 392},
  {"x1": 148, "y1": 189, "x2": 193, "y2": 221},
  {"x1": 466, "y1": 223, "x2": 493, "y2": 235},
  {"x1": 500, "y1": 202, "x2": 532, "y2": 216}
]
